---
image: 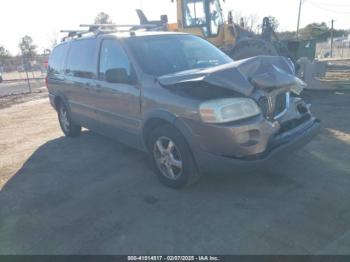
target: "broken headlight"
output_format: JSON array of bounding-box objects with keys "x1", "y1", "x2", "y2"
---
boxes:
[{"x1": 199, "y1": 98, "x2": 261, "y2": 124}]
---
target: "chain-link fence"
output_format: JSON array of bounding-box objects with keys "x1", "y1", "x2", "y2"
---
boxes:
[
  {"x1": 0, "y1": 54, "x2": 48, "y2": 95},
  {"x1": 316, "y1": 41, "x2": 350, "y2": 59},
  {"x1": 1, "y1": 54, "x2": 48, "y2": 79}
]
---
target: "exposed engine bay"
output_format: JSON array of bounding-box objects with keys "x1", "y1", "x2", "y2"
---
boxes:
[{"x1": 159, "y1": 56, "x2": 313, "y2": 136}]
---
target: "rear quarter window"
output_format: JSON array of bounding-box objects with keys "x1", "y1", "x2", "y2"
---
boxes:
[
  {"x1": 48, "y1": 43, "x2": 68, "y2": 75},
  {"x1": 66, "y1": 38, "x2": 97, "y2": 79}
]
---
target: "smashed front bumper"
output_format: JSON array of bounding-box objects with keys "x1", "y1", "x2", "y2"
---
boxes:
[{"x1": 193, "y1": 117, "x2": 320, "y2": 174}]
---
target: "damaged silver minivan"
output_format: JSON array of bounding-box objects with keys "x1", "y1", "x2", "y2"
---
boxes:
[{"x1": 47, "y1": 31, "x2": 320, "y2": 188}]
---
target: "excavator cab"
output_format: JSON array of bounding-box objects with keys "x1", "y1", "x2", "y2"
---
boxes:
[
  {"x1": 137, "y1": 0, "x2": 236, "y2": 52},
  {"x1": 136, "y1": 1, "x2": 278, "y2": 59},
  {"x1": 136, "y1": 1, "x2": 325, "y2": 87},
  {"x1": 173, "y1": 0, "x2": 236, "y2": 50},
  {"x1": 172, "y1": 0, "x2": 278, "y2": 59},
  {"x1": 178, "y1": 0, "x2": 223, "y2": 37}
]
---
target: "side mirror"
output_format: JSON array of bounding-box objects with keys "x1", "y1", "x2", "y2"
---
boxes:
[{"x1": 105, "y1": 68, "x2": 134, "y2": 84}]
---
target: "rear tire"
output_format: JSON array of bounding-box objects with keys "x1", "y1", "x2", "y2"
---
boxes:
[
  {"x1": 57, "y1": 101, "x2": 81, "y2": 137},
  {"x1": 148, "y1": 125, "x2": 199, "y2": 188},
  {"x1": 230, "y1": 39, "x2": 278, "y2": 60}
]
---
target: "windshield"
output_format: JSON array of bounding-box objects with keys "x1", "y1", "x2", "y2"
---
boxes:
[{"x1": 126, "y1": 35, "x2": 232, "y2": 76}]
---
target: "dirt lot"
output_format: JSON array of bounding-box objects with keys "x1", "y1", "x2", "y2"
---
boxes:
[
  {"x1": 0, "y1": 90, "x2": 350, "y2": 254},
  {"x1": 0, "y1": 79, "x2": 45, "y2": 97},
  {"x1": 321, "y1": 59, "x2": 350, "y2": 88},
  {"x1": 2, "y1": 71, "x2": 45, "y2": 81}
]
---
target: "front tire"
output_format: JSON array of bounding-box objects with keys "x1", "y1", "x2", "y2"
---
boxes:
[
  {"x1": 57, "y1": 101, "x2": 81, "y2": 137},
  {"x1": 148, "y1": 125, "x2": 198, "y2": 188}
]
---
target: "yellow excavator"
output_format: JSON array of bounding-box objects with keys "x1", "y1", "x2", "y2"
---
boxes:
[
  {"x1": 136, "y1": 0, "x2": 328, "y2": 88},
  {"x1": 136, "y1": 0, "x2": 279, "y2": 60}
]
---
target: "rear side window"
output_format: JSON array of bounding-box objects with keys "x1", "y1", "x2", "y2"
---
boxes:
[
  {"x1": 48, "y1": 43, "x2": 68, "y2": 75},
  {"x1": 66, "y1": 39, "x2": 97, "y2": 79}
]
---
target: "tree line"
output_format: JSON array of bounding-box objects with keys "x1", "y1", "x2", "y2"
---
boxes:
[{"x1": 0, "y1": 11, "x2": 113, "y2": 70}]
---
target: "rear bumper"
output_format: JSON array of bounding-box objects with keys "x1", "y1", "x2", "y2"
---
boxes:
[{"x1": 194, "y1": 118, "x2": 320, "y2": 174}]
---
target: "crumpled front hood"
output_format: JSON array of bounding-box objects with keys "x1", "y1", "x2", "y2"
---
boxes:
[{"x1": 158, "y1": 56, "x2": 301, "y2": 96}]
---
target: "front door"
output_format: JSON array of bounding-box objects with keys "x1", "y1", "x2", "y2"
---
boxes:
[{"x1": 94, "y1": 38, "x2": 142, "y2": 148}]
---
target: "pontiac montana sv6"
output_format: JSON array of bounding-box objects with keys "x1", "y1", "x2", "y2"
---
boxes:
[{"x1": 47, "y1": 31, "x2": 320, "y2": 188}]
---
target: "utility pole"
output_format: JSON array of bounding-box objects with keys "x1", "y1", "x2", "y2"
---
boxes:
[
  {"x1": 296, "y1": 0, "x2": 303, "y2": 39},
  {"x1": 330, "y1": 19, "x2": 334, "y2": 58}
]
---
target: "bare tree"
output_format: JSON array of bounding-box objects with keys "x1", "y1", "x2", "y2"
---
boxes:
[
  {"x1": 0, "y1": 46, "x2": 10, "y2": 65},
  {"x1": 0, "y1": 46, "x2": 10, "y2": 72},
  {"x1": 266, "y1": 16, "x2": 279, "y2": 31},
  {"x1": 0, "y1": 46, "x2": 10, "y2": 58},
  {"x1": 231, "y1": 10, "x2": 243, "y2": 25},
  {"x1": 94, "y1": 12, "x2": 113, "y2": 24},
  {"x1": 19, "y1": 35, "x2": 37, "y2": 81},
  {"x1": 231, "y1": 11, "x2": 260, "y2": 33},
  {"x1": 247, "y1": 14, "x2": 260, "y2": 33},
  {"x1": 19, "y1": 35, "x2": 37, "y2": 60}
]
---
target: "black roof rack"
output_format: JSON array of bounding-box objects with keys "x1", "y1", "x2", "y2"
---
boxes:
[
  {"x1": 80, "y1": 23, "x2": 165, "y2": 33},
  {"x1": 60, "y1": 23, "x2": 165, "y2": 42},
  {"x1": 60, "y1": 30, "x2": 92, "y2": 42}
]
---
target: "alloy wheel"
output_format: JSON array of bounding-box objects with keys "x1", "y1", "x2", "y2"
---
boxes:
[
  {"x1": 59, "y1": 106, "x2": 70, "y2": 132},
  {"x1": 153, "y1": 136, "x2": 183, "y2": 180}
]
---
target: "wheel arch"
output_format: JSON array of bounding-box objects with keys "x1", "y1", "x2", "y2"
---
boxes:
[
  {"x1": 54, "y1": 95, "x2": 63, "y2": 109},
  {"x1": 142, "y1": 110, "x2": 196, "y2": 154},
  {"x1": 142, "y1": 110, "x2": 176, "y2": 149},
  {"x1": 52, "y1": 93, "x2": 71, "y2": 112},
  {"x1": 142, "y1": 110, "x2": 200, "y2": 180}
]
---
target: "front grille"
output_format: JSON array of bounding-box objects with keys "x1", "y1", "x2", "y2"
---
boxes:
[
  {"x1": 258, "y1": 96, "x2": 269, "y2": 118},
  {"x1": 275, "y1": 93, "x2": 287, "y2": 117},
  {"x1": 257, "y1": 92, "x2": 289, "y2": 119}
]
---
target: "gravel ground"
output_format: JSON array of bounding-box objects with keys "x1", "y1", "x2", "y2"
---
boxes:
[
  {"x1": 0, "y1": 79, "x2": 45, "y2": 96},
  {"x1": 0, "y1": 90, "x2": 349, "y2": 254}
]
